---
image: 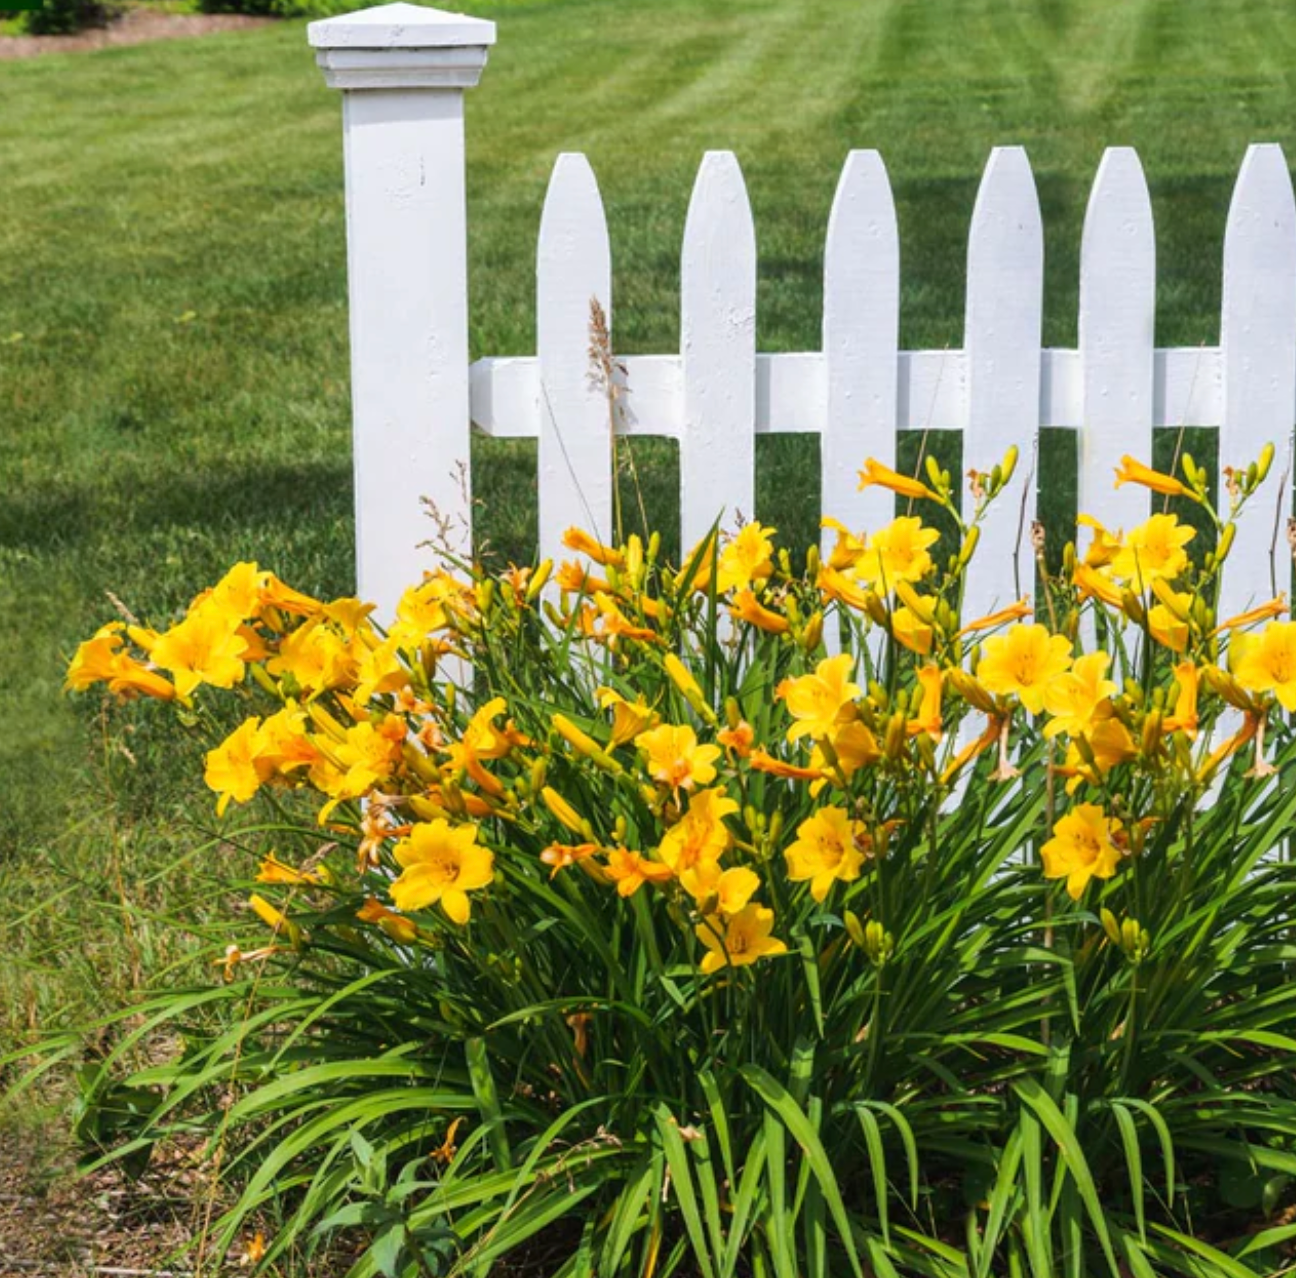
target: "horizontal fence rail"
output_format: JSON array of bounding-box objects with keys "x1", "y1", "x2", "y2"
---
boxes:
[{"x1": 311, "y1": 5, "x2": 1296, "y2": 632}]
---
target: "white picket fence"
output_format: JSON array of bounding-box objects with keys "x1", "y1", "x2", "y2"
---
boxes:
[{"x1": 310, "y1": 3, "x2": 1296, "y2": 630}]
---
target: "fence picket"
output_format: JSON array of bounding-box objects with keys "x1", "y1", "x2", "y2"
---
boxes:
[
  {"x1": 1078, "y1": 148, "x2": 1156, "y2": 542},
  {"x1": 1219, "y1": 143, "x2": 1296, "y2": 620},
  {"x1": 962, "y1": 147, "x2": 1044, "y2": 626},
  {"x1": 537, "y1": 152, "x2": 614, "y2": 567},
  {"x1": 822, "y1": 150, "x2": 900, "y2": 552},
  {"x1": 680, "y1": 151, "x2": 757, "y2": 555}
]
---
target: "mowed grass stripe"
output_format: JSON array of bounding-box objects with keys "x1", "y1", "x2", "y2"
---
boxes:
[{"x1": 1, "y1": 0, "x2": 1294, "y2": 1044}]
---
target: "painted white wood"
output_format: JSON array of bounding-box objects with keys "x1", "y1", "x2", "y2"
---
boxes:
[
  {"x1": 1078, "y1": 148, "x2": 1155, "y2": 536},
  {"x1": 823, "y1": 151, "x2": 900, "y2": 551},
  {"x1": 310, "y1": 2, "x2": 495, "y2": 50},
  {"x1": 1219, "y1": 143, "x2": 1296, "y2": 619},
  {"x1": 537, "y1": 153, "x2": 614, "y2": 566},
  {"x1": 469, "y1": 346, "x2": 1232, "y2": 439},
  {"x1": 961, "y1": 147, "x2": 1044, "y2": 622},
  {"x1": 680, "y1": 151, "x2": 758, "y2": 552},
  {"x1": 326, "y1": 67, "x2": 485, "y2": 621}
]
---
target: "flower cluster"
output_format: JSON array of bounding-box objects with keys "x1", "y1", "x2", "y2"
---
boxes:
[{"x1": 66, "y1": 445, "x2": 1290, "y2": 980}]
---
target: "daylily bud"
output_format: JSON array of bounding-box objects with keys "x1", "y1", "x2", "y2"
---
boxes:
[
  {"x1": 925, "y1": 454, "x2": 944, "y2": 491},
  {"x1": 946, "y1": 666, "x2": 996, "y2": 714},
  {"x1": 844, "y1": 910, "x2": 868, "y2": 950},
  {"x1": 806, "y1": 545, "x2": 821, "y2": 579},
  {"x1": 1256, "y1": 442, "x2": 1275, "y2": 485},
  {"x1": 869, "y1": 680, "x2": 889, "y2": 712},
  {"x1": 865, "y1": 592, "x2": 890, "y2": 629},
  {"x1": 1141, "y1": 710, "x2": 1163, "y2": 758},
  {"x1": 725, "y1": 696, "x2": 742, "y2": 730},
  {"x1": 802, "y1": 611, "x2": 824, "y2": 652},
  {"x1": 1120, "y1": 590, "x2": 1146, "y2": 627},
  {"x1": 957, "y1": 526, "x2": 981, "y2": 570},
  {"x1": 1217, "y1": 522, "x2": 1236, "y2": 563},
  {"x1": 1101, "y1": 907, "x2": 1122, "y2": 947},
  {"x1": 884, "y1": 712, "x2": 907, "y2": 760},
  {"x1": 527, "y1": 559, "x2": 554, "y2": 600},
  {"x1": 1201, "y1": 664, "x2": 1254, "y2": 711},
  {"x1": 863, "y1": 920, "x2": 894, "y2": 967},
  {"x1": 1000, "y1": 445, "x2": 1018, "y2": 487}
]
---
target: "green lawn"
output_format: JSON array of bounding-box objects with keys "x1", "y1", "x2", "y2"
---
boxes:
[{"x1": 4, "y1": 0, "x2": 1296, "y2": 1054}]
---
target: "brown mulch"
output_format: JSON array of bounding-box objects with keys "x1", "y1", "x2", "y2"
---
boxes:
[
  {"x1": 0, "y1": 9, "x2": 272, "y2": 60},
  {"x1": 0, "y1": 1120, "x2": 241, "y2": 1277}
]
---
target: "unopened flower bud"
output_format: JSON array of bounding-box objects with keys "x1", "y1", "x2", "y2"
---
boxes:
[
  {"x1": 802, "y1": 611, "x2": 824, "y2": 652},
  {"x1": 1217, "y1": 522, "x2": 1236, "y2": 563},
  {"x1": 1101, "y1": 907, "x2": 1122, "y2": 947},
  {"x1": 844, "y1": 910, "x2": 868, "y2": 949},
  {"x1": 1256, "y1": 442, "x2": 1275, "y2": 486},
  {"x1": 957, "y1": 525, "x2": 981, "y2": 570},
  {"x1": 527, "y1": 559, "x2": 553, "y2": 600},
  {"x1": 884, "y1": 712, "x2": 907, "y2": 760}
]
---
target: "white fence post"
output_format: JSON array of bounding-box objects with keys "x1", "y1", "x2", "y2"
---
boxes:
[
  {"x1": 962, "y1": 147, "x2": 1044, "y2": 625},
  {"x1": 822, "y1": 150, "x2": 900, "y2": 550},
  {"x1": 537, "y1": 154, "x2": 614, "y2": 566},
  {"x1": 1219, "y1": 144, "x2": 1296, "y2": 619},
  {"x1": 1078, "y1": 147, "x2": 1155, "y2": 539},
  {"x1": 680, "y1": 151, "x2": 757, "y2": 555},
  {"x1": 310, "y1": 3, "x2": 496, "y2": 619}
]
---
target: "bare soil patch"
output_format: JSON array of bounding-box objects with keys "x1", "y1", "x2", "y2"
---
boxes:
[{"x1": 0, "y1": 9, "x2": 272, "y2": 60}]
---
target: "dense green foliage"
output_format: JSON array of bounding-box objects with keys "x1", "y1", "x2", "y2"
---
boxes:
[{"x1": 5, "y1": 8, "x2": 1296, "y2": 1263}]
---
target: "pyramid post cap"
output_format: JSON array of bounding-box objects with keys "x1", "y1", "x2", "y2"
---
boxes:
[{"x1": 309, "y1": 3, "x2": 496, "y2": 51}]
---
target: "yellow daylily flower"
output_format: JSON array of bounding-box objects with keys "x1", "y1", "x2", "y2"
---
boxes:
[
  {"x1": 658, "y1": 786, "x2": 739, "y2": 876},
  {"x1": 268, "y1": 618, "x2": 356, "y2": 696},
  {"x1": 717, "y1": 523, "x2": 776, "y2": 593},
  {"x1": 784, "y1": 807, "x2": 867, "y2": 902},
  {"x1": 1061, "y1": 718, "x2": 1138, "y2": 794},
  {"x1": 1164, "y1": 662, "x2": 1199, "y2": 737},
  {"x1": 682, "y1": 862, "x2": 761, "y2": 916},
  {"x1": 820, "y1": 517, "x2": 867, "y2": 572},
  {"x1": 604, "y1": 847, "x2": 673, "y2": 897},
  {"x1": 562, "y1": 526, "x2": 625, "y2": 568},
  {"x1": 1110, "y1": 514, "x2": 1195, "y2": 588},
  {"x1": 205, "y1": 718, "x2": 270, "y2": 816},
  {"x1": 777, "y1": 653, "x2": 861, "y2": 741},
  {"x1": 856, "y1": 517, "x2": 940, "y2": 589},
  {"x1": 356, "y1": 898, "x2": 419, "y2": 944},
  {"x1": 1214, "y1": 597, "x2": 1288, "y2": 634},
  {"x1": 1078, "y1": 515, "x2": 1122, "y2": 570},
  {"x1": 857, "y1": 458, "x2": 938, "y2": 502},
  {"x1": 1043, "y1": 652, "x2": 1117, "y2": 739},
  {"x1": 817, "y1": 565, "x2": 877, "y2": 612},
  {"x1": 957, "y1": 598, "x2": 1033, "y2": 637},
  {"x1": 908, "y1": 665, "x2": 943, "y2": 740},
  {"x1": 976, "y1": 624, "x2": 1074, "y2": 714},
  {"x1": 696, "y1": 904, "x2": 788, "y2": 974},
  {"x1": 1074, "y1": 562, "x2": 1124, "y2": 609},
  {"x1": 1113, "y1": 455, "x2": 1189, "y2": 498},
  {"x1": 598, "y1": 687, "x2": 659, "y2": 747},
  {"x1": 390, "y1": 819, "x2": 493, "y2": 924},
  {"x1": 1040, "y1": 804, "x2": 1123, "y2": 900},
  {"x1": 150, "y1": 603, "x2": 250, "y2": 700},
  {"x1": 635, "y1": 723, "x2": 722, "y2": 792},
  {"x1": 729, "y1": 589, "x2": 790, "y2": 634},
  {"x1": 1231, "y1": 620, "x2": 1296, "y2": 711}
]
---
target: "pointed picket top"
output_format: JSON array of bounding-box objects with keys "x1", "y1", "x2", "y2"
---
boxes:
[
  {"x1": 309, "y1": 3, "x2": 496, "y2": 49},
  {"x1": 963, "y1": 146, "x2": 1044, "y2": 623},
  {"x1": 680, "y1": 150, "x2": 758, "y2": 555},
  {"x1": 537, "y1": 152, "x2": 614, "y2": 568},
  {"x1": 823, "y1": 149, "x2": 900, "y2": 553},
  {"x1": 1077, "y1": 147, "x2": 1156, "y2": 544},
  {"x1": 1219, "y1": 143, "x2": 1296, "y2": 619}
]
